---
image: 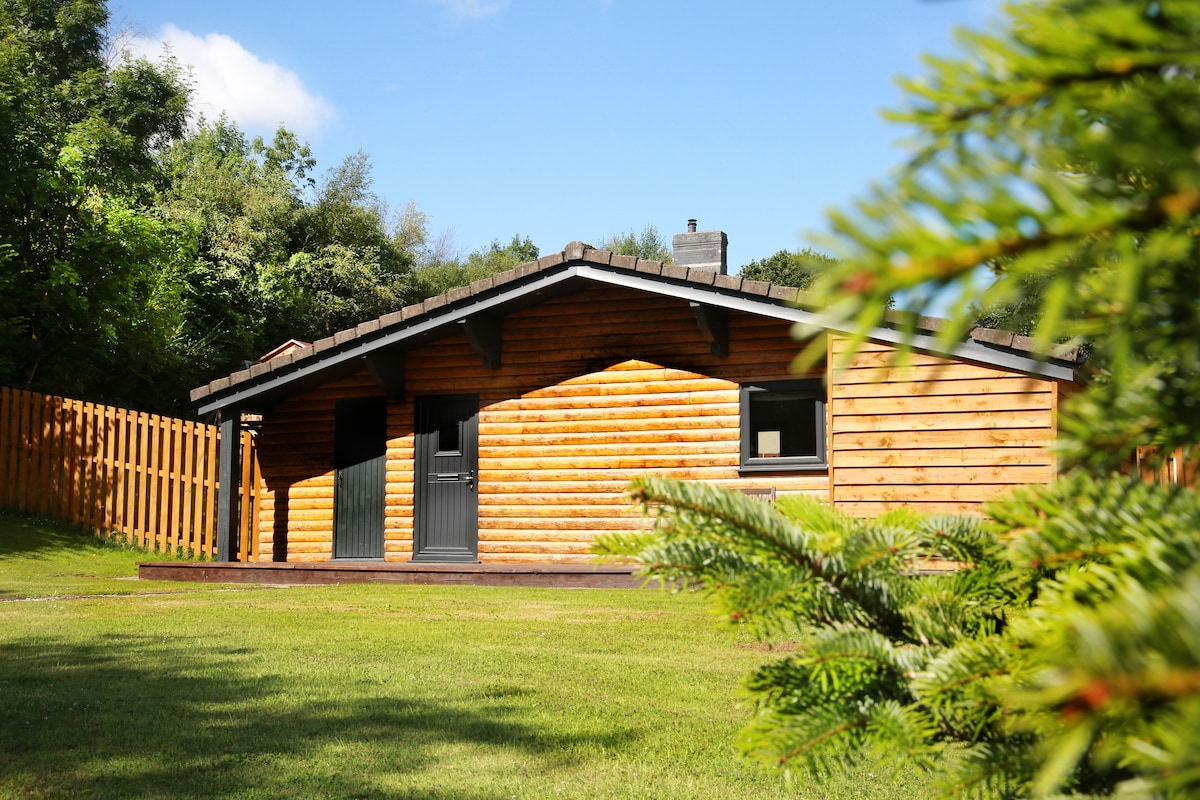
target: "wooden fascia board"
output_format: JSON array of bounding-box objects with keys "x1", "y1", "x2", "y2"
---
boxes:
[
  {"x1": 195, "y1": 263, "x2": 1077, "y2": 414},
  {"x1": 196, "y1": 267, "x2": 589, "y2": 413},
  {"x1": 572, "y1": 266, "x2": 1079, "y2": 381}
]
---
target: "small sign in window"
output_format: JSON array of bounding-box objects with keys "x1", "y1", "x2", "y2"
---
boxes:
[{"x1": 757, "y1": 430, "x2": 782, "y2": 459}]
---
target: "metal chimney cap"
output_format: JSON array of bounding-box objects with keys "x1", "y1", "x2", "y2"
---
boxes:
[{"x1": 687, "y1": 218, "x2": 697, "y2": 233}]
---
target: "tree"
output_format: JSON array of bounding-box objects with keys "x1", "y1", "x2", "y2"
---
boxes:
[
  {"x1": 0, "y1": 0, "x2": 190, "y2": 406},
  {"x1": 407, "y1": 234, "x2": 538, "y2": 301},
  {"x1": 739, "y1": 247, "x2": 840, "y2": 290},
  {"x1": 599, "y1": 0, "x2": 1200, "y2": 796},
  {"x1": 161, "y1": 123, "x2": 417, "y2": 384},
  {"x1": 264, "y1": 150, "x2": 413, "y2": 342},
  {"x1": 158, "y1": 116, "x2": 301, "y2": 389},
  {"x1": 597, "y1": 224, "x2": 672, "y2": 262}
]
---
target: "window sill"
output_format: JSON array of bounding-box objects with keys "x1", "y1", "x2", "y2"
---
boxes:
[{"x1": 738, "y1": 461, "x2": 828, "y2": 475}]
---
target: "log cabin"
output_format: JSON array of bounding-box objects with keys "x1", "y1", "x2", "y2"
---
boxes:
[{"x1": 190, "y1": 222, "x2": 1082, "y2": 564}]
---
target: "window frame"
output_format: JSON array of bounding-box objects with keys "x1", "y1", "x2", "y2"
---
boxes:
[{"x1": 738, "y1": 379, "x2": 828, "y2": 473}]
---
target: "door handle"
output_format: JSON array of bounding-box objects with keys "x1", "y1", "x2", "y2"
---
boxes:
[{"x1": 430, "y1": 472, "x2": 475, "y2": 486}]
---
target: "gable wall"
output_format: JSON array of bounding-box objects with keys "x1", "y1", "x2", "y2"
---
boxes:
[
  {"x1": 828, "y1": 334, "x2": 1060, "y2": 516},
  {"x1": 253, "y1": 291, "x2": 1071, "y2": 563},
  {"x1": 255, "y1": 284, "x2": 825, "y2": 563}
]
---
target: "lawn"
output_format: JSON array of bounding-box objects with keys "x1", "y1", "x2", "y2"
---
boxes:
[{"x1": 0, "y1": 511, "x2": 932, "y2": 799}]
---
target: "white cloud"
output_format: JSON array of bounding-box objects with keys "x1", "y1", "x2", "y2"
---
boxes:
[
  {"x1": 127, "y1": 24, "x2": 336, "y2": 139},
  {"x1": 430, "y1": 0, "x2": 509, "y2": 22}
]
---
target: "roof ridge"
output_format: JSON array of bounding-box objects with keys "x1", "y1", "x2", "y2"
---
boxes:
[{"x1": 189, "y1": 242, "x2": 1076, "y2": 405}]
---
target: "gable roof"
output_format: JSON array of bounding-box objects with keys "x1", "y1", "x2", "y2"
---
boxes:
[
  {"x1": 191, "y1": 241, "x2": 1082, "y2": 415},
  {"x1": 256, "y1": 338, "x2": 311, "y2": 363}
]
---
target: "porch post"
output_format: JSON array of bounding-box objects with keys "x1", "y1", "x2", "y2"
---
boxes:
[{"x1": 217, "y1": 408, "x2": 241, "y2": 562}]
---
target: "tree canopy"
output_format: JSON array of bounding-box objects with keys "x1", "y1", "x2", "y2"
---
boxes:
[
  {"x1": 739, "y1": 247, "x2": 840, "y2": 290},
  {"x1": 407, "y1": 234, "x2": 539, "y2": 300},
  {"x1": 596, "y1": 224, "x2": 672, "y2": 262},
  {"x1": 0, "y1": 0, "x2": 189, "y2": 406},
  {"x1": 0, "y1": 0, "x2": 539, "y2": 414}
]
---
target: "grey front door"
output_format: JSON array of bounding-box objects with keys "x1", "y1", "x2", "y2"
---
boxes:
[
  {"x1": 333, "y1": 397, "x2": 386, "y2": 559},
  {"x1": 413, "y1": 394, "x2": 479, "y2": 562}
]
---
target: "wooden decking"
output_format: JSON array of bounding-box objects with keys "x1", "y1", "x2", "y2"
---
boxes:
[{"x1": 138, "y1": 560, "x2": 649, "y2": 588}]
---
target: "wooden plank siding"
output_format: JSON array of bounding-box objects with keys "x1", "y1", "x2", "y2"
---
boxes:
[
  {"x1": 255, "y1": 285, "x2": 826, "y2": 564},
  {"x1": 828, "y1": 335, "x2": 1062, "y2": 515}
]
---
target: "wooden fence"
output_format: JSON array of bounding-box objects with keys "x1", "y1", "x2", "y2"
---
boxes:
[
  {"x1": 0, "y1": 386, "x2": 259, "y2": 560},
  {"x1": 1134, "y1": 445, "x2": 1197, "y2": 490}
]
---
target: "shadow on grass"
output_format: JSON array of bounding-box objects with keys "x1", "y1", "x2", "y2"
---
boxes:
[
  {"x1": 0, "y1": 512, "x2": 111, "y2": 559},
  {"x1": 0, "y1": 633, "x2": 639, "y2": 799}
]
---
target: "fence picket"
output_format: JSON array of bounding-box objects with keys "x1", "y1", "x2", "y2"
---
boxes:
[
  {"x1": 82, "y1": 402, "x2": 98, "y2": 529},
  {"x1": 0, "y1": 387, "x2": 11, "y2": 507},
  {"x1": 204, "y1": 424, "x2": 219, "y2": 559},
  {"x1": 101, "y1": 407, "x2": 117, "y2": 532},
  {"x1": 45, "y1": 398, "x2": 61, "y2": 520},
  {"x1": 63, "y1": 398, "x2": 76, "y2": 520},
  {"x1": 116, "y1": 406, "x2": 132, "y2": 538},
  {"x1": 16, "y1": 393, "x2": 31, "y2": 512},
  {"x1": 0, "y1": 387, "x2": 258, "y2": 561}
]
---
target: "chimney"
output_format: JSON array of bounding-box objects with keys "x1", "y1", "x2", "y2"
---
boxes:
[{"x1": 671, "y1": 219, "x2": 728, "y2": 274}]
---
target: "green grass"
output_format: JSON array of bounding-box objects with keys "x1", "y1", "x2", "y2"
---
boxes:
[
  {"x1": 0, "y1": 512, "x2": 933, "y2": 799},
  {"x1": 0, "y1": 512, "x2": 209, "y2": 599}
]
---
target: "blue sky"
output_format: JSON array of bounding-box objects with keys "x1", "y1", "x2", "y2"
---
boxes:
[{"x1": 116, "y1": 0, "x2": 1003, "y2": 270}]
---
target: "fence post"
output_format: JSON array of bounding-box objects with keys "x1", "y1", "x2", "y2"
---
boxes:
[
  {"x1": 216, "y1": 409, "x2": 241, "y2": 562},
  {"x1": 239, "y1": 430, "x2": 255, "y2": 562}
]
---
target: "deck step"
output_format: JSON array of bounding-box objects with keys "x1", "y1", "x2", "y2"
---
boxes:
[{"x1": 138, "y1": 561, "x2": 652, "y2": 588}]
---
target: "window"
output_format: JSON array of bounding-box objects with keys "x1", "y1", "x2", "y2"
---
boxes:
[
  {"x1": 739, "y1": 380, "x2": 827, "y2": 472},
  {"x1": 436, "y1": 421, "x2": 462, "y2": 456}
]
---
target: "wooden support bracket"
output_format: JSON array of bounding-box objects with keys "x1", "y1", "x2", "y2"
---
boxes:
[
  {"x1": 691, "y1": 302, "x2": 729, "y2": 357},
  {"x1": 463, "y1": 314, "x2": 502, "y2": 368},
  {"x1": 364, "y1": 350, "x2": 406, "y2": 401}
]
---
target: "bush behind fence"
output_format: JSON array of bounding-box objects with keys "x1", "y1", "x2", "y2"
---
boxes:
[{"x1": 0, "y1": 386, "x2": 259, "y2": 560}]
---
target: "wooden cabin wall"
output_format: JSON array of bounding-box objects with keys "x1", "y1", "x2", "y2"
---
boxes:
[
  {"x1": 827, "y1": 335, "x2": 1060, "y2": 516},
  {"x1": 255, "y1": 284, "x2": 826, "y2": 563},
  {"x1": 254, "y1": 373, "x2": 388, "y2": 562}
]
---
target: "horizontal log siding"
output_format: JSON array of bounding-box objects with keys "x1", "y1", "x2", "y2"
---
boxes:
[
  {"x1": 256, "y1": 285, "x2": 825, "y2": 563},
  {"x1": 828, "y1": 335, "x2": 1058, "y2": 516},
  {"x1": 255, "y1": 373, "x2": 386, "y2": 562},
  {"x1": 409, "y1": 287, "x2": 824, "y2": 564}
]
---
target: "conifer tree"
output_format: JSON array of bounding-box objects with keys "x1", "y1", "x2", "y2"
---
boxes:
[{"x1": 599, "y1": 1, "x2": 1200, "y2": 796}]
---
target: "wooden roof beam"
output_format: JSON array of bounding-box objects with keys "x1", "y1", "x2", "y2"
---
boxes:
[
  {"x1": 691, "y1": 302, "x2": 728, "y2": 357},
  {"x1": 462, "y1": 314, "x2": 502, "y2": 368},
  {"x1": 363, "y1": 349, "x2": 405, "y2": 401}
]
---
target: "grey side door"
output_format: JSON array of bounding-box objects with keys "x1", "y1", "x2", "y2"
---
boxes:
[
  {"x1": 333, "y1": 397, "x2": 387, "y2": 559},
  {"x1": 413, "y1": 394, "x2": 479, "y2": 563}
]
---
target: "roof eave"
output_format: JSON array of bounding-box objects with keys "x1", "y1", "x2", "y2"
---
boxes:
[{"x1": 194, "y1": 261, "x2": 1080, "y2": 415}]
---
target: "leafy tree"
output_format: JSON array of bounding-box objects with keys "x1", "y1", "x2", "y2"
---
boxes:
[
  {"x1": 407, "y1": 234, "x2": 538, "y2": 301},
  {"x1": 264, "y1": 150, "x2": 413, "y2": 342},
  {"x1": 161, "y1": 122, "x2": 416, "y2": 381},
  {"x1": 969, "y1": 271, "x2": 1054, "y2": 338},
  {"x1": 159, "y1": 116, "x2": 300, "y2": 383},
  {"x1": 600, "y1": 0, "x2": 1200, "y2": 796},
  {"x1": 0, "y1": 0, "x2": 190, "y2": 406},
  {"x1": 739, "y1": 247, "x2": 840, "y2": 290},
  {"x1": 597, "y1": 224, "x2": 672, "y2": 262}
]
